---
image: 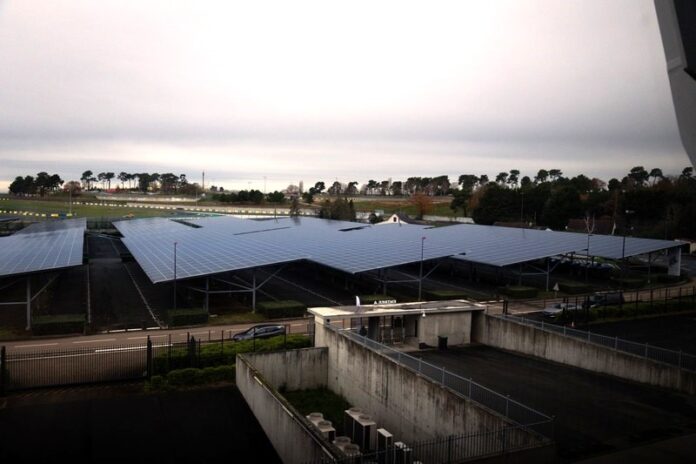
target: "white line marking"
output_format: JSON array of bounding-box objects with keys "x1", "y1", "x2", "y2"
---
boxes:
[
  {"x1": 13, "y1": 343, "x2": 58, "y2": 348},
  {"x1": 73, "y1": 338, "x2": 116, "y2": 344}
]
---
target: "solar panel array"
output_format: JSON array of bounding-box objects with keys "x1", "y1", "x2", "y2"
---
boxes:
[
  {"x1": 0, "y1": 218, "x2": 86, "y2": 277},
  {"x1": 114, "y1": 216, "x2": 684, "y2": 283}
]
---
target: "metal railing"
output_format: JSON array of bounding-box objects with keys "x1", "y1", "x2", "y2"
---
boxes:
[
  {"x1": 307, "y1": 423, "x2": 550, "y2": 464},
  {"x1": 497, "y1": 314, "x2": 696, "y2": 372},
  {"x1": 326, "y1": 325, "x2": 554, "y2": 440}
]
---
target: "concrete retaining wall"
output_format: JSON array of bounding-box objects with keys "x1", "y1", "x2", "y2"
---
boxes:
[
  {"x1": 472, "y1": 314, "x2": 696, "y2": 394},
  {"x1": 419, "y1": 311, "x2": 473, "y2": 346},
  {"x1": 236, "y1": 350, "x2": 336, "y2": 464},
  {"x1": 319, "y1": 325, "x2": 531, "y2": 445},
  {"x1": 241, "y1": 347, "x2": 328, "y2": 391}
]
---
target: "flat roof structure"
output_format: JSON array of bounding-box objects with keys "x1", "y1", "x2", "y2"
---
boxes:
[
  {"x1": 0, "y1": 218, "x2": 86, "y2": 278},
  {"x1": 114, "y1": 216, "x2": 685, "y2": 284},
  {"x1": 308, "y1": 300, "x2": 485, "y2": 321}
]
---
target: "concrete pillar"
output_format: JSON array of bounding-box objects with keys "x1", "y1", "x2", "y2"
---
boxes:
[
  {"x1": 668, "y1": 248, "x2": 682, "y2": 276},
  {"x1": 368, "y1": 316, "x2": 380, "y2": 340}
]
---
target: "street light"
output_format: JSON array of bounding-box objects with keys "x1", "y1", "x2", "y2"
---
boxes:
[
  {"x1": 418, "y1": 236, "x2": 426, "y2": 300},
  {"x1": 173, "y1": 241, "x2": 178, "y2": 311}
]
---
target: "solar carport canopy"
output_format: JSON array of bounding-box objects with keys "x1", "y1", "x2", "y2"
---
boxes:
[
  {"x1": 114, "y1": 217, "x2": 685, "y2": 283},
  {"x1": 0, "y1": 218, "x2": 86, "y2": 277}
]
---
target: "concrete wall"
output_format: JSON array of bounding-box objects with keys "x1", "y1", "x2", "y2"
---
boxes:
[
  {"x1": 241, "y1": 347, "x2": 328, "y2": 391},
  {"x1": 419, "y1": 311, "x2": 472, "y2": 346},
  {"x1": 318, "y1": 324, "x2": 532, "y2": 446},
  {"x1": 472, "y1": 314, "x2": 696, "y2": 395},
  {"x1": 236, "y1": 351, "x2": 336, "y2": 464}
]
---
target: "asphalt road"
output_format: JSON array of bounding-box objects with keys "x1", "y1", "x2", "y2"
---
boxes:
[{"x1": 418, "y1": 346, "x2": 696, "y2": 462}]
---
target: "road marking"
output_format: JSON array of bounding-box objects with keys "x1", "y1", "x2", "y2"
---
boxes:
[
  {"x1": 127, "y1": 335, "x2": 167, "y2": 340},
  {"x1": 13, "y1": 343, "x2": 58, "y2": 348},
  {"x1": 73, "y1": 338, "x2": 116, "y2": 344}
]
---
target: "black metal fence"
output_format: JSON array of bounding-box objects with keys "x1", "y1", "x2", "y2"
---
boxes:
[
  {"x1": 307, "y1": 423, "x2": 550, "y2": 464},
  {"x1": 0, "y1": 324, "x2": 314, "y2": 394}
]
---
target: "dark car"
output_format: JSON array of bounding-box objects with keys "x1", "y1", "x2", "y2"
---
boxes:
[
  {"x1": 232, "y1": 324, "x2": 286, "y2": 341},
  {"x1": 584, "y1": 292, "x2": 624, "y2": 309}
]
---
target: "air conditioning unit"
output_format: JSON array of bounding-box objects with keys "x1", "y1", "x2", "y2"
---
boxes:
[
  {"x1": 394, "y1": 442, "x2": 412, "y2": 464},
  {"x1": 354, "y1": 414, "x2": 377, "y2": 451},
  {"x1": 317, "y1": 420, "x2": 336, "y2": 443},
  {"x1": 306, "y1": 412, "x2": 324, "y2": 427},
  {"x1": 334, "y1": 436, "x2": 352, "y2": 453},
  {"x1": 342, "y1": 443, "x2": 362, "y2": 463},
  {"x1": 377, "y1": 429, "x2": 394, "y2": 464},
  {"x1": 343, "y1": 407, "x2": 363, "y2": 442}
]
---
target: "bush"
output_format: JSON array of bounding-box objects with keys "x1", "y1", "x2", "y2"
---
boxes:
[
  {"x1": 359, "y1": 294, "x2": 397, "y2": 304},
  {"x1": 32, "y1": 314, "x2": 85, "y2": 335},
  {"x1": 589, "y1": 300, "x2": 695, "y2": 321},
  {"x1": 168, "y1": 308, "x2": 208, "y2": 327},
  {"x1": 149, "y1": 375, "x2": 165, "y2": 389},
  {"x1": 199, "y1": 365, "x2": 236, "y2": 383},
  {"x1": 167, "y1": 368, "x2": 203, "y2": 386},
  {"x1": 610, "y1": 277, "x2": 646, "y2": 289},
  {"x1": 425, "y1": 290, "x2": 468, "y2": 300},
  {"x1": 655, "y1": 274, "x2": 684, "y2": 284},
  {"x1": 256, "y1": 300, "x2": 307, "y2": 318},
  {"x1": 153, "y1": 334, "x2": 311, "y2": 374},
  {"x1": 497, "y1": 286, "x2": 538, "y2": 299},
  {"x1": 558, "y1": 281, "x2": 592, "y2": 295}
]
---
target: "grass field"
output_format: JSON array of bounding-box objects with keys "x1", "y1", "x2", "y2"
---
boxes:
[{"x1": 0, "y1": 197, "x2": 180, "y2": 219}]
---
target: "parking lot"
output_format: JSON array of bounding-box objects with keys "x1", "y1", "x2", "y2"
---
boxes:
[{"x1": 417, "y1": 345, "x2": 696, "y2": 461}]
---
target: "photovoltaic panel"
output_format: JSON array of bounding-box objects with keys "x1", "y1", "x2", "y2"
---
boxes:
[
  {"x1": 0, "y1": 218, "x2": 86, "y2": 277},
  {"x1": 114, "y1": 216, "x2": 684, "y2": 283}
]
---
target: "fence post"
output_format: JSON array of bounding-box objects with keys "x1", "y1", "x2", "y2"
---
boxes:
[
  {"x1": 587, "y1": 330, "x2": 591, "y2": 342},
  {"x1": 614, "y1": 336, "x2": 618, "y2": 350},
  {"x1": 679, "y1": 350, "x2": 682, "y2": 369},
  {"x1": 167, "y1": 333, "x2": 172, "y2": 372},
  {"x1": 146, "y1": 336, "x2": 152, "y2": 381},
  {"x1": 447, "y1": 435, "x2": 453, "y2": 464},
  {"x1": 469, "y1": 378, "x2": 472, "y2": 398},
  {"x1": 418, "y1": 357, "x2": 422, "y2": 373},
  {"x1": 505, "y1": 395, "x2": 510, "y2": 417},
  {"x1": 442, "y1": 367, "x2": 446, "y2": 386},
  {"x1": 1, "y1": 346, "x2": 6, "y2": 396},
  {"x1": 645, "y1": 343, "x2": 649, "y2": 358},
  {"x1": 563, "y1": 326, "x2": 566, "y2": 336},
  {"x1": 284, "y1": 325, "x2": 288, "y2": 349}
]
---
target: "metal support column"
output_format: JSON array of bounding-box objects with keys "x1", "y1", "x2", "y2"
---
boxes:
[
  {"x1": 252, "y1": 271, "x2": 257, "y2": 312},
  {"x1": 205, "y1": 277, "x2": 209, "y2": 313},
  {"x1": 545, "y1": 258, "x2": 550, "y2": 292},
  {"x1": 26, "y1": 276, "x2": 31, "y2": 331}
]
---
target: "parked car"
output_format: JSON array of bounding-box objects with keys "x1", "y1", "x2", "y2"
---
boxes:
[
  {"x1": 232, "y1": 324, "x2": 286, "y2": 341},
  {"x1": 542, "y1": 303, "x2": 581, "y2": 319},
  {"x1": 584, "y1": 292, "x2": 624, "y2": 309}
]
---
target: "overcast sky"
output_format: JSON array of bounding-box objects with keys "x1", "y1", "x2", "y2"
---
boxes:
[{"x1": 0, "y1": 0, "x2": 691, "y2": 191}]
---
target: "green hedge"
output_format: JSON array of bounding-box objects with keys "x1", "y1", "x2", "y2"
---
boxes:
[
  {"x1": 359, "y1": 294, "x2": 397, "y2": 304},
  {"x1": 148, "y1": 365, "x2": 236, "y2": 390},
  {"x1": 497, "y1": 286, "x2": 538, "y2": 299},
  {"x1": 32, "y1": 314, "x2": 85, "y2": 335},
  {"x1": 256, "y1": 300, "x2": 307, "y2": 318},
  {"x1": 610, "y1": 277, "x2": 646, "y2": 289},
  {"x1": 425, "y1": 290, "x2": 468, "y2": 300},
  {"x1": 558, "y1": 281, "x2": 592, "y2": 295},
  {"x1": 168, "y1": 308, "x2": 209, "y2": 327},
  {"x1": 153, "y1": 334, "x2": 311, "y2": 374},
  {"x1": 591, "y1": 300, "x2": 694, "y2": 321},
  {"x1": 655, "y1": 274, "x2": 684, "y2": 284}
]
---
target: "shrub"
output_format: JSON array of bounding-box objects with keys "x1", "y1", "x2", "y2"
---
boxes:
[
  {"x1": 497, "y1": 286, "x2": 538, "y2": 299},
  {"x1": 558, "y1": 281, "x2": 592, "y2": 295},
  {"x1": 610, "y1": 277, "x2": 646, "y2": 289},
  {"x1": 256, "y1": 300, "x2": 307, "y2": 318},
  {"x1": 359, "y1": 294, "x2": 397, "y2": 304},
  {"x1": 655, "y1": 274, "x2": 684, "y2": 284},
  {"x1": 149, "y1": 375, "x2": 165, "y2": 389},
  {"x1": 200, "y1": 365, "x2": 236, "y2": 383},
  {"x1": 425, "y1": 290, "x2": 468, "y2": 300},
  {"x1": 152, "y1": 334, "x2": 311, "y2": 374},
  {"x1": 168, "y1": 308, "x2": 208, "y2": 327},
  {"x1": 32, "y1": 314, "x2": 85, "y2": 335},
  {"x1": 166, "y1": 368, "x2": 203, "y2": 386}
]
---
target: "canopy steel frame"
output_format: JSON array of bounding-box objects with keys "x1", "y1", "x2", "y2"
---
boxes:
[
  {"x1": 0, "y1": 273, "x2": 59, "y2": 330},
  {"x1": 371, "y1": 261, "x2": 443, "y2": 300},
  {"x1": 186, "y1": 264, "x2": 287, "y2": 312}
]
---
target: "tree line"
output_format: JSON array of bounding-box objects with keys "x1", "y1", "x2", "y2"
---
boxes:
[
  {"x1": 9, "y1": 172, "x2": 64, "y2": 196},
  {"x1": 458, "y1": 166, "x2": 695, "y2": 239}
]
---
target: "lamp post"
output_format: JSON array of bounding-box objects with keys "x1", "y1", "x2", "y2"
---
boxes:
[
  {"x1": 418, "y1": 236, "x2": 426, "y2": 301},
  {"x1": 173, "y1": 241, "x2": 178, "y2": 311}
]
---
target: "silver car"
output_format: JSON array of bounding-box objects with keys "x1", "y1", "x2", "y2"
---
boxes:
[{"x1": 542, "y1": 303, "x2": 581, "y2": 319}]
